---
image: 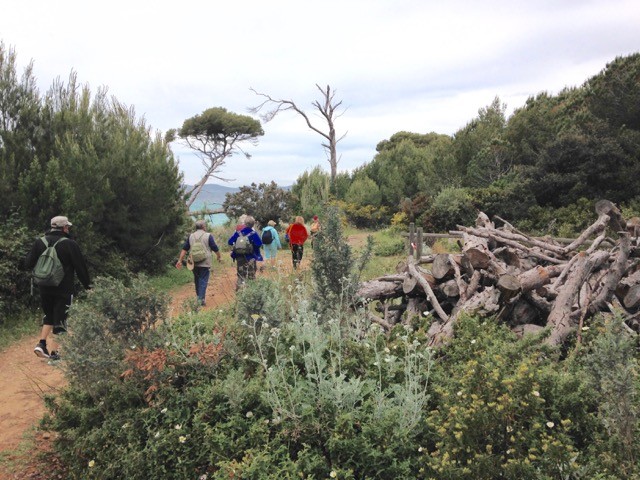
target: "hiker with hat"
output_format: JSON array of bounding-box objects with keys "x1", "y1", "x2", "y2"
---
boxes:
[
  {"x1": 24, "y1": 215, "x2": 91, "y2": 361},
  {"x1": 175, "y1": 219, "x2": 222, "y2": 306}
]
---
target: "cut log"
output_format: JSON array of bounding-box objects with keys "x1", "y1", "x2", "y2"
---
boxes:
[
  {"x1": 518, "y1": 265, "x2": 565, "y2": 292},
  {"x1": 493, "y1": 247, "x2": 521, "y2": 268},
  {"x1": 623, "y1": 285, "x2": 640, "y2": 310},
  {"x1": 432, "y1": 254, "x2": 454, "y2": 280},
  {"x1": 461, "y1": 233, "x2": 491, "y2": 269},
  {"x1": 439, "y1": 279, "x2": 460, "y2": 298},
  {"x1": 497, "y1": 274, "x2": 522, "y2": 302},
  {"x1": 356, "y1": 280, "x2": 402, "y2": 303},
  {"x1": 402, "y1": 276, "x2": 417, "y2": 295},
  {"x1": 595, "y1": 199, "x2": 626, "y2": 232},
  {"x1": 589, "y1": 233, "x2": 630, "y2": 313}
]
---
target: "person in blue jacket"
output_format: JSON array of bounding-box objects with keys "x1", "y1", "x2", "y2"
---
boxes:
[
  {"x1": 260, "y1": 220, "x2": 282, "y2": 268},
  {"x1": 228, "y1": 215, "x2": 263, "y2": 290}
]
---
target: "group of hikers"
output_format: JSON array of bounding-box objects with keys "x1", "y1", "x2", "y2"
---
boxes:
[
  {"x1": 24, "y1": 213, "x2": 321, "y2": 362},
  {"x1": 176, "y1": 214, "x2": 322, "y2": 303}
]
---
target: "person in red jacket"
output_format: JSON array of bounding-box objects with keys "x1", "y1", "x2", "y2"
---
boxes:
[{"x1": 285, "y1": 216, "x2": 309, "y2": 269}]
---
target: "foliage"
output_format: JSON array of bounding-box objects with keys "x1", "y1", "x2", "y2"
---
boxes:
[
  {"x1": 289, "y1": 166, "x2": 330, "y2": 219},
  {"x1": 43, "y1": 236, "x2": 640, "y2": 480},
  {"x1": 423, "y1": 187, "x2": 476, "y2": 232},
  {"x1": 363, "y1": 134, "x2": 448, "y2": 209},
  {"x1": 334, "y1": 199, "x2": 392, "y2": 229},
  {"x1": 453, "y1": 97, "x2": 508, "y2": 185},
  {"x1": 176, "y1": 107, "x2": 264, "y2": 210},
  {"x1": 0, "y1": 54, "x2": 186, "y2": 279},
  {"x1": 0, "y1": 309, "x2": 39, "y2": 352},
  {"x1": 517, "y1": 198, "x2": 596, "y2": 237},
  {"x1": 235, "y1": 277, "x2": 287, "y2": 328},
  {"x1": 0, "y1": 211, "x2": 36, "y2": 315},
  {"x1": 420, "y1": 314, "x2": 640, "y2": 479},
  {"x1": 61, "y1": 276, "x2": 169, "y2": 397},
  {"x1": 310, "y1": 206, "x2": 357, "y2": 314},
  {"x1": 0, "y1": 43, "x2": 44, "y2": 214},
  {"x1": 577, "y1": 315, "x2": 640, "y2": 478},
  {"x1": 345, "y1": 175, "x2": 382, "y2": 206},
  {"x1": 222, "y1": 181, "x2": 292, "y2": 227}
]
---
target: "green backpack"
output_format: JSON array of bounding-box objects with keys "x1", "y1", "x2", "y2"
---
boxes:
[
  {"x1": 33, "y1": 237, "x2": 67, "y2": 287},
  {"x1": 189, "y1": 233, "x2": 209, "y2": 263},
  {"x1": 233, "y1": 232, "x2": 253, "y2": 255}
]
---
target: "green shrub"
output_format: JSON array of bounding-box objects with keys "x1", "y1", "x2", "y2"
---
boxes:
[
  {"x1": 61, "y1": 275, "x2": 169, "y2": 397},
  {"x1": 424, "y1": 187, "x2": 476, "y2": 232},
  {"x1": 577, "y1": 315, "x2": 640, "y2": 478},
  {"x1": 517, "y1": 197, "x2": 595, "y2": 237},
  {"x1": 0, "y1": 211, "x2": 37, "y2": 316},
  {"x1": 372, "y1": 227, "x2": 406, "y2": 257},
  {"x1": 420, "y1": 314, "x2": 640, "y2": 480}
]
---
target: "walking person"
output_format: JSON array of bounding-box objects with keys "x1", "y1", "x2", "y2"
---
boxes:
[
  {"x1": 24, "y1": 216, "x2": 91, "y2": 361},
  {"x1": 228, "y1": 215, "x2": 263, "y2": 290},
  {"x1": 310, "y1": 214, "x2": 321, "y2": 247},
  {"x1": 285, "y1": 216, "x2": 309, "y2": 270},
  {"x1": 175, "y1": 220, "x2": 222, "y2": 306},
  {"x1": 261, "y1": 220, "x2": 282, "y2": 268}
]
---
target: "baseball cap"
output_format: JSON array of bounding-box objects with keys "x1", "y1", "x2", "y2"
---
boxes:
[{"x1": 51, "y1": 216, "x2": 72, "y2": 228}]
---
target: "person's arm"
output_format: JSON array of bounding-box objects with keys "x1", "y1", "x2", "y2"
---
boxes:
[
  {"x1": 69, "y1": 241, "x2": 91, "y2": 288},
  {"x1": 228, "y1": 232, "x2": 238, "y2": 246},
  {"x1": 175, "y1": 249, "x2": 188, "y2": 269},
  {"x1": 175, "y1": 238, "x2": 190, "y2": 269}
]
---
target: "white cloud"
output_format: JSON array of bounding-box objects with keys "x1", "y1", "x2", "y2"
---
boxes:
[{"x1": 2, "y1": 0, "x2": 639, "y2": 186}]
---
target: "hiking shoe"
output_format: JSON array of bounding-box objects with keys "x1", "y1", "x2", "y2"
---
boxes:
[
  {"x1": 49, "y1": 351, "x2": 61, "y2": 361},
  {"x1": 34, "y1": 342, "x2": 50, "y2": 359}
]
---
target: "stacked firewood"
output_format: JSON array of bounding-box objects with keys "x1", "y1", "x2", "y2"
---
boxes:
[{"x1": 355, "y1": 200, "x2": 640, "y2": 347}]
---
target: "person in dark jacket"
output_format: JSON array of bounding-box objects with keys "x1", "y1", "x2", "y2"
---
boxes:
[
  {"x1": 228, "y1": 215, "x2": 263, "y2": 290},
  {"x1": 175, "y1": 219, "x2": 222, "y2": 306},
  {"x1": 24, "y1": 216, "x2": 91, "y2": 361}
]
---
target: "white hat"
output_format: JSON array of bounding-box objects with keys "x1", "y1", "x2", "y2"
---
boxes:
[{"x1": 51, "y1": 216, "x2": 72, "y2": 228}]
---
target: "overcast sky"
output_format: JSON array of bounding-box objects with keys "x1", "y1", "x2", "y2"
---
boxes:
[{"x1": 2, "y1": 0, "x2": 639, "y2": 187}]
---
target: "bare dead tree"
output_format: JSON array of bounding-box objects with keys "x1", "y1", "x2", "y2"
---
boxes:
[{"x1": 250, "y1": 84, "x2": 347, "y2": 183}]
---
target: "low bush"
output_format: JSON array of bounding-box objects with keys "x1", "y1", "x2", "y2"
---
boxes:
[{"x1": 43, "y1": 244, "x2": 640, "y2": 480}]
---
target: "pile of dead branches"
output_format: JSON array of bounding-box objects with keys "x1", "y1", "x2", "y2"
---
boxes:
[{"x1": 355, "y1": 200, "x2": 640, "y2": 347}]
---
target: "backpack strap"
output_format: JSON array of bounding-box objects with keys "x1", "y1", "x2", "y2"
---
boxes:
[{"x1": 44, "y1": 236, "x2": 68, "y2": 248}]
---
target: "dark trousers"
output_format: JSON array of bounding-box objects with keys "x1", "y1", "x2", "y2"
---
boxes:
[
  {"x1": 41, "y1": 292, "x2": 73, "y2": 334},
  {"x1": 236, "y1": 256, "x2": 256, "y2": 290},
  {"x1": 193, "y1": 266, "x2": 210, "y2": 305},
  {"x1": 291, "y1": 244, "x2": 304, "y2": 269}
]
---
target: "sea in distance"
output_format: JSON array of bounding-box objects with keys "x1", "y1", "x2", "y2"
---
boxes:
[{"x1": 187, "y1": 183, "x2": 237, "y2": 226}]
